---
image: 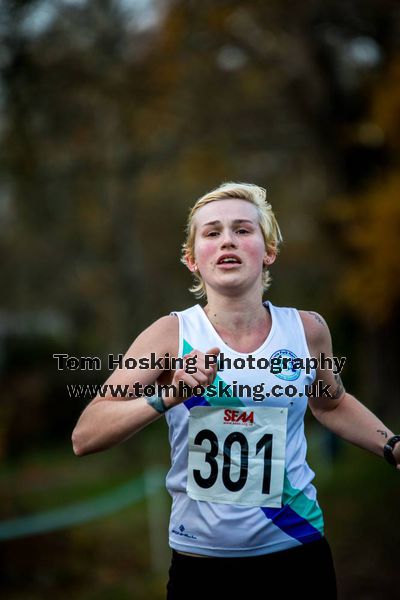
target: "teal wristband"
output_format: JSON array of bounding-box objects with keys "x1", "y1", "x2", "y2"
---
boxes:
[{"x1": 146, "y1": 394, "x2": 170, "y2": 414}]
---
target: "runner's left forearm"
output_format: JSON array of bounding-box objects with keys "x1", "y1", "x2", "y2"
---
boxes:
[{"x1": 310, "y1": 392, "x2": 394, "y2": 458}]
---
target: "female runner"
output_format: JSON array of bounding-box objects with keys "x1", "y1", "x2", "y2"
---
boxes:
[{"x1": 72, "y1": 182, "x2": 400, "y2": 599}]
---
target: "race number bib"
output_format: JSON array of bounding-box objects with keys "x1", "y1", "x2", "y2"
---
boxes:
[{"x1": 187, "y1": 406, "x2": 287, "y2": 507}]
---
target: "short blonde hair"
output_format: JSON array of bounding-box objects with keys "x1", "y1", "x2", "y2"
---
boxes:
[{"x1": 181, "y1": 181, "x2": 283, "y2": 299}]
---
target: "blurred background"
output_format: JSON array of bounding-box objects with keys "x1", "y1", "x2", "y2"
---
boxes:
[{"x1": 0, "y1": 0, "x2": 399, "y2": 598}]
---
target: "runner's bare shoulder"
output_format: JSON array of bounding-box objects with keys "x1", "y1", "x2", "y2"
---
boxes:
[
  {"x1": 298, "y1": 310, "x2": 330, "y2": 357},
  {"x1": 128, "y1": 314, "x2": 179, "y2": 361},
  {"x1": 88, "y1": 315, "x2": 179, "y2": 404}
]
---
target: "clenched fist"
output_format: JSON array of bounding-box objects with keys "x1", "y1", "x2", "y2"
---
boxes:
[{"x1": 163, "y1": 347, "x2": 220, "y2": 409}]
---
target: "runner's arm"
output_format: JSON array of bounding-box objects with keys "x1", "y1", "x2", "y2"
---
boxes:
[
  {"x1": 71, "y1": 316, "x2": 219, "y2": 457},
  {"x1": 71, "y1": 315, "x2": 178, "y2": 456},
  {"x1": 300, "y1": 311, "x2": 399, "y2": 468}
]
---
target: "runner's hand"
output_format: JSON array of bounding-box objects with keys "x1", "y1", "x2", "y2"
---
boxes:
[{"x1": 164, "y1": 347, "x2": 220, "y2": 408}]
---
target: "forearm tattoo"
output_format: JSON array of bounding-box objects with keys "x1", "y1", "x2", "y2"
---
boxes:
[
  {"x1": 376, "y1": 429, "x2": 388, "y2": 439},
  {"x1": 330, "y1": 374, "x2": 344, "y2": 399}
]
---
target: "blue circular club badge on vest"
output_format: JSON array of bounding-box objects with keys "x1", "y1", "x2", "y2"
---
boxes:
[{"x1": 270, "y1": 349, "x2": 301, "y2": 381}]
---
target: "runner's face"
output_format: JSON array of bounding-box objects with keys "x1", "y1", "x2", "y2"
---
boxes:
[{"x1": 189, "y1": 199, "x2": 272, "y2": 295}]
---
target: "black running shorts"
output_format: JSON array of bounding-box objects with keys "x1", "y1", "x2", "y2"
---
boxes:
[{"x1": 166, "y1": 536, "x2": 337, "y2": 600}]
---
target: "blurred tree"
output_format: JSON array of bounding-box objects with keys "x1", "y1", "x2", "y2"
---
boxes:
[{"x1": 326, "y1": 52, "x2": 400, "y2": 415}]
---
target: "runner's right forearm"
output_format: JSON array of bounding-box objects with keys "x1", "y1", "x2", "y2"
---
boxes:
[{"x1": 71, "y1": 397, "x2": 163, "y2": 456}]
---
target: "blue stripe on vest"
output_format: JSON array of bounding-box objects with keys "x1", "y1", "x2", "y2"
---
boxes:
[
  {"x1": 184, "y1": 395, "x2": 209, "y2": 410},
  {"x1": 261, "y1": 505, "x2": 322, "y2": 543}
]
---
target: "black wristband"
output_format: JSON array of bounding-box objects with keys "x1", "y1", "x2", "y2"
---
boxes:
[{"x1": 383, "y1": 435, "x2": 400, "y2": 467}]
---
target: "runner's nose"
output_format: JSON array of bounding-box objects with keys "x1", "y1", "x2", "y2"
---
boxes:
[{"x1": 220, "y1": 229, "x2": 237, "y2": 248}]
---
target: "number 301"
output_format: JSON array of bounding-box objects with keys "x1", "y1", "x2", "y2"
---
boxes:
[{"x1": 192, "y1": 429, "x2": 273, "y2": 494}]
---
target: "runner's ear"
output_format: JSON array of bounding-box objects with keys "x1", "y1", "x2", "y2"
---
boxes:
[{"x1": 185, "y1": 251, "x2": 198, "y2": 272}]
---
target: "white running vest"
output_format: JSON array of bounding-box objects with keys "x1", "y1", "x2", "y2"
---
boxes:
[{"x1": 165, "y1": 300, "x2": 324, "y2": 557}]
